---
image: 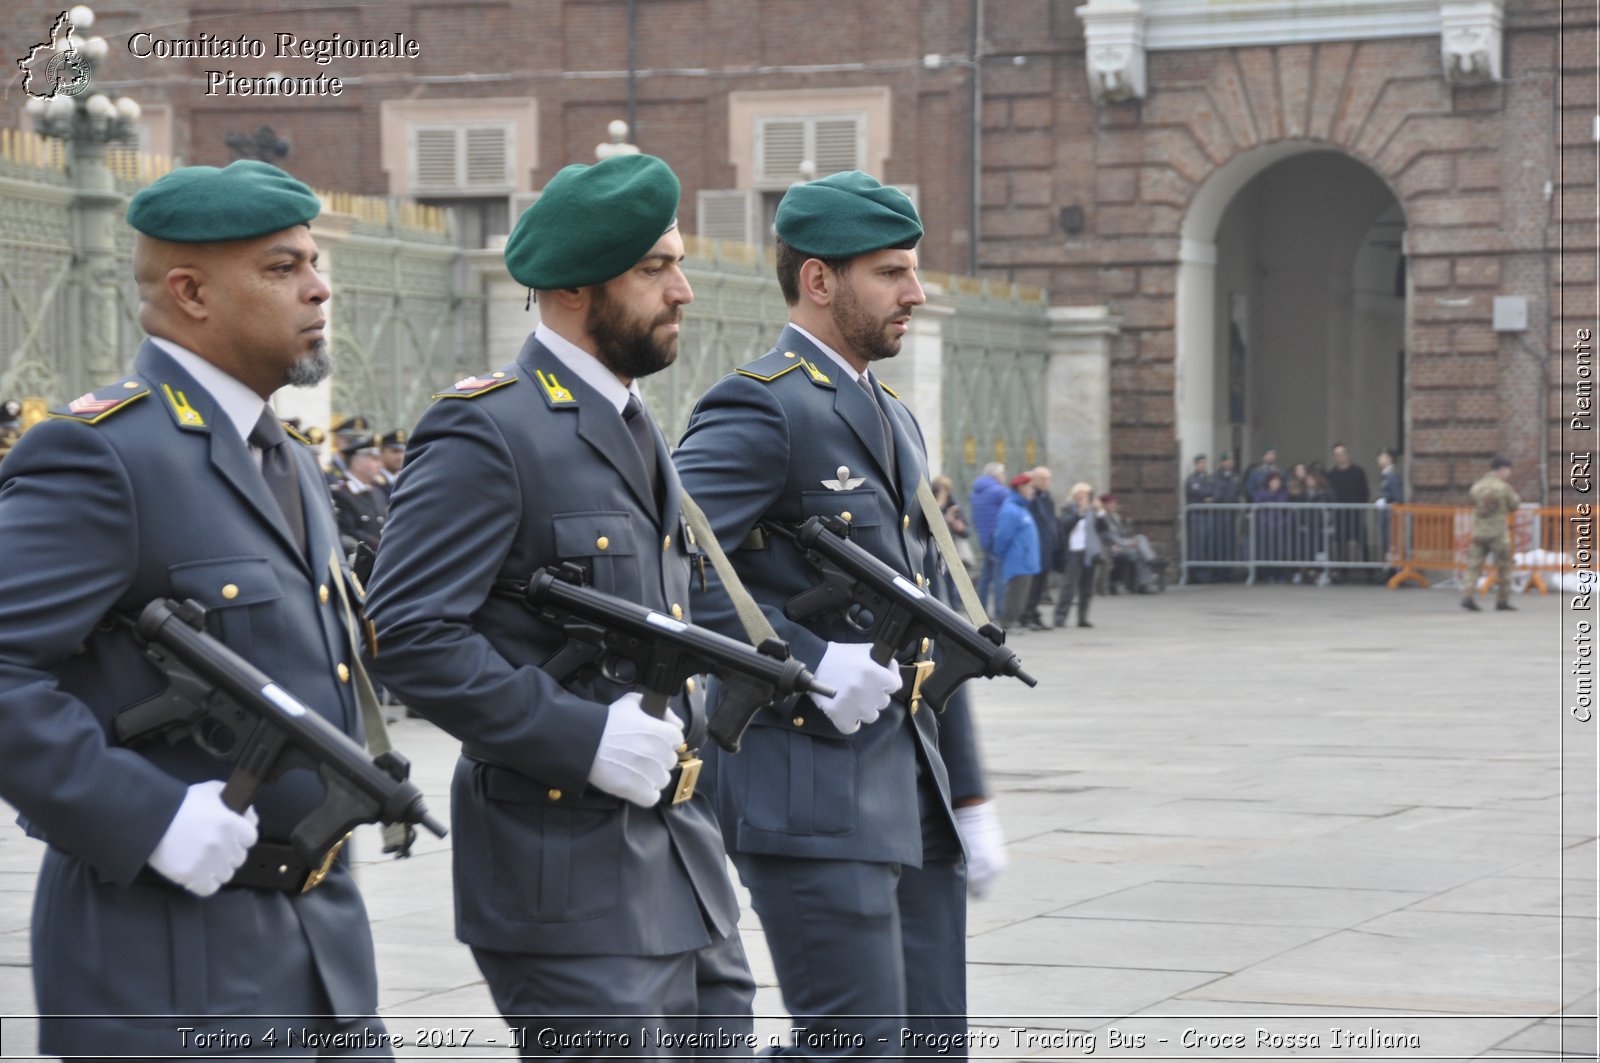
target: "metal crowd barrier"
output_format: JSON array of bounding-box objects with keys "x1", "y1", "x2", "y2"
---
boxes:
[
  {"x1": 1183, "y1": 502, "x2": 1586, "y2": 593},
  {"x1": 1180, "y1": 502, "x2": 1396, "y2": 585}
]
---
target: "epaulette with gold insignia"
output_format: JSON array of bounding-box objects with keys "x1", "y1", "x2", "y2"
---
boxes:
[
  {"x1": 433, "y1": 368, "x2": 517, "y2": 400},
  {"x1": 48, "y1": 378, "x2": 149, "y2": 425},
  {"x1": 735, "y1": 349, "x2": 835, "y2": 388}
]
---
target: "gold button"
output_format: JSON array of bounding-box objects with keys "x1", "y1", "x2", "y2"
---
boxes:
[
  {"x1": 122, "y1": 380, "x2": 140, "y2": 389},
  {"x1": 337, "y1": 662, "x2": 350, "y2": 683},
  {"x1": 596, "y1": 536, "x2": 610, "y2": 550},
  {"x1": 221, "y1": 583, "x2": 239, "y2": 600},
  {"x1": 685, "y1": 677, "x2": 696, "y2": 694},
  {"x1": 547, "y1": 788, "x2": 562, "y2": 801},
  {"x1": 492, "y1": 371, "x2": 506, "y2": 378},
  {"x1": 840, "y1": 511, "x2": 853, "y2": 522},
  {"x1": 663, "y1": 534, "x2": 672, "y2": 550},
  {"x1": 792, "y1": 716, "x2": 805, "y2": 727},
  {"x1": 921, "y1": 637, "x2": 931, "y2": 654},
  {"x1": 671, "y1": 603, "x2": 684, "y2": 620},
  {"x1": 915, "y1": 573, "x2": 925, "y2": 588},
  {"x1": 783, "y1": 351, "x2": 797, "y2": 359},
  {"x1": 903, "y1": 515, "x2": 911, "y2": 529},
  {"x1": 319, "y1": 584, "x2": 330, "y2": 604}
]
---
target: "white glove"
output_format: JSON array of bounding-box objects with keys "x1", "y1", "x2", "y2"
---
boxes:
[
  {"x1": 147, "y1": 779, "x2": 260, "y2": 898},
  {"x1": 586, "y1": 692, "x2": 685, "y2": 808},
  {"x1": 954, "y1": 802, "x2": 1009, "y2": 900},
  {"x1": 811, "y1": 642, "x2": 902, "y2": 735}
]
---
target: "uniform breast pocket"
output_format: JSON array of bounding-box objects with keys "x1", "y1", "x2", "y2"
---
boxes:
[
  {"x1": 801, "y1": 489, "x2": 882, "y2": 531},
  {"x1": 551, "y1": 511, "x2": 640, "y2": 599},
  {"x1": 166, "y1": 556, "x2": 286, "y2": 651}
]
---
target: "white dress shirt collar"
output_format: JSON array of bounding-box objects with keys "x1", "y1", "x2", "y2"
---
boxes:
[
  {"x1": 148, "y1": 336, "x2": 266, "y2": 447},
  {"x1": 535, "y1": 322, "x2": 639, "y2": 415}
]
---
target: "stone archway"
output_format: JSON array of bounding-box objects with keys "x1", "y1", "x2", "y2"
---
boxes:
[{"x1": 1175, "y1": 143, "x2": 1408, "y2": 481}]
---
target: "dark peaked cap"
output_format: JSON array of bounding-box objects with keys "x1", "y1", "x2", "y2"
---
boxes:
[
  {"x1": 127, "y1": 160, "x2": 320, "y2": 242},
  {"x1": 775, "y1": 169, "x2": 923, "y2": 258},
  {"x1": 505, "y1": 153, "x2": 681, "y2": 290}
]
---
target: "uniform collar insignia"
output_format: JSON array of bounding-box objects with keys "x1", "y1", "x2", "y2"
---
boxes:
[
  {"x1": 536, "y1": 369, "x2": 576, "y2": 406},
  {"x1": 161, "y1": 383, "x2": 206, "y2": 429}
]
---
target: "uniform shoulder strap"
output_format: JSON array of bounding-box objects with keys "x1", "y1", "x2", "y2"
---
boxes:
[{"x1": 677, "y1": 490, "x2": 779, "y2": 647}]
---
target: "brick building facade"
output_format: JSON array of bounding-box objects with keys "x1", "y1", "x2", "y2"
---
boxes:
[{"x1": 5, "y1": 0, "x2": 1593, "y2": 532}]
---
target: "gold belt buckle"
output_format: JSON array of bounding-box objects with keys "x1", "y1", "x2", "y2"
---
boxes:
[
  {"x1": 301, "y1": 831, "x2": 352, "y2": 893},
  {"x1": 908, "y1": 659, "x2": 935, "y2": 715},
  {"x1": 671, "y1": 750, "x2": 703, "y2": 805}
]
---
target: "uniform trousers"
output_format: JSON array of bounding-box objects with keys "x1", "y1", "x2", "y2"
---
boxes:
[
  {"x1": 734, "y1": 762, "x2": 967, "y2": 1060},
  {"x1": 473, "y1": 930, "x2": 755, "y2": 1061},
  {"x1": 1463, "y1": 533, "x2": 1514, "y2": 604}
]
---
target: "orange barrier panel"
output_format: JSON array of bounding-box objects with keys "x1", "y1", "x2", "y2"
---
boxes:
[{"x1": 1387, "y1": 504, "x2": 1591, "y2": 594}]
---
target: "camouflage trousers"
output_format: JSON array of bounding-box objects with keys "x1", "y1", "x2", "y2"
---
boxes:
[{"x1": 1464, "y1": 534, "x2": 1513, "y2": 604}]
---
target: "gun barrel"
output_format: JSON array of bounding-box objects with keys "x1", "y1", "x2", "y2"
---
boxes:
[
  {"x1": 793, "y1": 517, "x2": 1032, "y2": 690},
  {"x1": 527, "y1": 569, "x2": 831, "y2": 701},
  {"x1": 137, "y1": 599, "x2": 446, "y2": 838}
]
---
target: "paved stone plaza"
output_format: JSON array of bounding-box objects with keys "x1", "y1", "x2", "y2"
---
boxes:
[{"x1": 0, "y1": 583, "x2": 1593, "y2": 1060}]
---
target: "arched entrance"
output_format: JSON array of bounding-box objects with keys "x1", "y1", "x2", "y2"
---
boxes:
[{"x1": 1176, "y1": 145, "x2": 1408, "y2": 479}]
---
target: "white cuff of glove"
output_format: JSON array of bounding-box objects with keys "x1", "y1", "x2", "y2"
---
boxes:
[
  {"x1": 811, "y1": 642, "x2": 902, "y2": 735},
  {"x1": 147, "y1": 779, "x2": 259, "y2": 898},
  {"x1": 586, "y1": 692, "x2": 686, "y2": 808},
  {"x1": 954, "y1": 802, "x2": 1008, "y2": 900}
]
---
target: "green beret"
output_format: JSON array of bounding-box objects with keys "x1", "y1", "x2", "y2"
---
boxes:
[
  {"x1": 127, "y1": 160, "x2": 320, "y2": 243},
  {"x1": 505, "y1": 153, "x2": 680, "y2": 289},
  {"x1": 775, "y1": 170, "x2": 922, "y2": 258}
]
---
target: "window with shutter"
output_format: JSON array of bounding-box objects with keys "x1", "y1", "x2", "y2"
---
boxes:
[
  {"x1": 464, "y1": 126, "x2": 509, "y2": 187},
  {"x1": 813, "y1": 119, "x2": 862, "y2": 175},
  {"x1": 696, "y1": 189, "x2": 756, "y2": 243},
  {"x1": 754, "y1": 114, "x2": 865, "y2": 187},
  {"x1": 410, "y1": 123, "x2": 514, "y2": 193},
  {"x1": 413, "y1": 128, "x2": 459, "y2": 189},
  {"x1": 757, "y1": 119, "x2": 807, "y2": 185}
]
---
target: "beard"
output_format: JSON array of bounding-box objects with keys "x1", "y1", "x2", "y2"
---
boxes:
[
  {"x1": 284, "y1": 338, "x2": 333, "y2": 388},
  {"x1": 589, "y1": 287, "x2": 679, "y2": 381},
  {"x1": 832, "y1": 280, "x2": 908, "y2": 364}
]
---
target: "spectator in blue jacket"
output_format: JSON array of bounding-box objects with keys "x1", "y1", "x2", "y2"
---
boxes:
[
  {"x1": 993, "y1": 472, "x2": 1042, "y2": 630},
  {"x1": 969, "y1": 461, "x2": 1008, "y2": 616}
]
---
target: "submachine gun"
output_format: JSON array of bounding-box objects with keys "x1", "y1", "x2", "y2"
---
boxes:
[
  {"x1": 771, "y1": 515, "x2": 1037, "y2": 712},
  {"x1": 496, "y1": 563, "x2": 836, "y2": 754},
  {"x1": 114, "y1": 599, "x2": 447, "y2": 865}
]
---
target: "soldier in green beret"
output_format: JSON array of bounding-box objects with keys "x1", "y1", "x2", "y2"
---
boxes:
[
  {"x1": 1462, "y1": 455, "x2": 1522, "y2": 611},
  {"x1": 675, "y1": 171, "x2": 1006, "y2": 1059},
  {"x1": 365, "y1": 152, "x2": 756, "y2": 1052},
  {"x1": 0, "y1": 159, "x2": 394, "y2": 1056}
]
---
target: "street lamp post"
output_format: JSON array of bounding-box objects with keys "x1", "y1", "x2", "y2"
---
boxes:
[{"x1": 24, "y1": 4, "x2": 142, "y2": 387}]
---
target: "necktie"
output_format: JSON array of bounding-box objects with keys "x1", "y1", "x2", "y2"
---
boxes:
[
  {"x1": 622, "y1": 394, "x2": 661, "y2": 508},
  {"x1": 249, "y1": 407, "x2": 308, "y2": 557},
  {"x1": 858, "y1": 374, "x2": 897, "y2": 481}
]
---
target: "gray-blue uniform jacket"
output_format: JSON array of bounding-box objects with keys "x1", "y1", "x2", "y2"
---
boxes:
[
  {"x1": 0, "y1": 341, "x2": 380, "y2": 1057},
  {"x1": 363, "y1": 336, "x2": 739, "y2": 957},
  {"x1": 673, "y1": 325, "x2": 985, "y2": 866}
]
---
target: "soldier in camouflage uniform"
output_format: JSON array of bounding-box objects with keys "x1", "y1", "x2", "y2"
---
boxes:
[{"x1": 1462, "y1": 455, "x2": 1521, "y2": 611}]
